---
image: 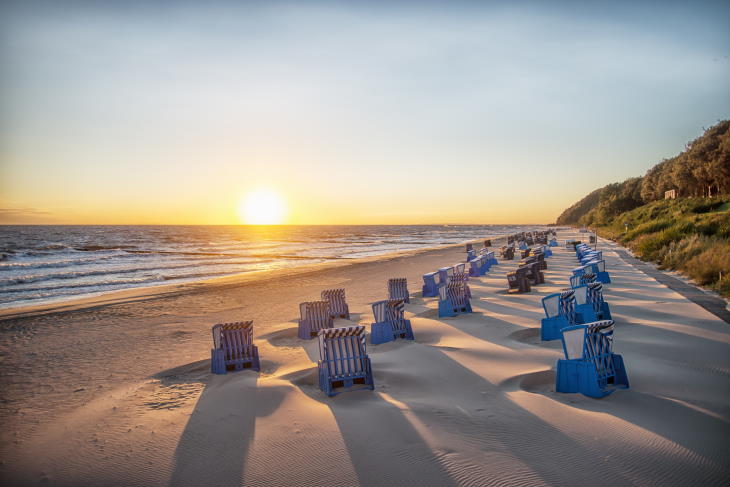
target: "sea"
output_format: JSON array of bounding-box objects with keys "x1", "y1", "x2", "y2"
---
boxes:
[{"x1": 0, "y1": 225, "x2": 540, "y2": 309}]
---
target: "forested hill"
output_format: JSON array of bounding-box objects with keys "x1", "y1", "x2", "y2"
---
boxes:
[{"x1": 556, "y1": 120, "x2": 730, "y2": 226}]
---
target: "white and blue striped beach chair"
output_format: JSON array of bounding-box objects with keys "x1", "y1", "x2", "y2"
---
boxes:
[
  {"x1": 298, "y1": 300, "x2": 334, "y2": 339},
  {"x1": 556, "y1": 320, "x2": 629, "y2": 398},
  {"x1": 321, "y1": 288, "x2": 350, "y2": 319},
  {"x1": 370, "y1": 299, "x2": 414, "y2": 344},
  {"x1": 211, "y1": 321, "x2": 261, "y2": 374},
  {"x1": 318, "y1": 325, "x2": 374, "y2": 396},
  {"x1": 438, "y1": 281, "x2": 472, "y2": 317}
]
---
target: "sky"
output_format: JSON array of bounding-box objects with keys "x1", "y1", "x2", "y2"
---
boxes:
[{"x1": 1, "y1": 0, "x2": 729, "y2": 225}]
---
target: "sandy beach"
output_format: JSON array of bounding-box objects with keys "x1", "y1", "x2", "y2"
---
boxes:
[{"x1": 1, "y1": 229, "x2": 729, "y2": 486}]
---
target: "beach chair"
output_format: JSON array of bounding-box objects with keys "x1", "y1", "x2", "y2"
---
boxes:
[
  {"x1": 518, "y1": 240, "x2": 528, "y2": 250},
  {"x1": 466, "y1": 243, "x2": 473, "y2": 252},
  {"x1": 556, "y1": 320, "x2": 629, "y2": 398},
  {"x1": 479, "y1": 254, "x2": 491, "y2": 274},
  {"x1": 388, "y1": 277, "x2": 410, "y2": 303},
  {"x1": 438, "y1": 281, "x2": 472, "y2": 317},
  {"x1": 500, "y1": 245, "x2": 515, "y2": 260},
  {"x1": 589, "y1": 259, "x2": 611, "y2": 284},
  {"x1": 526, "y1": 261, "x2": 544, "y2": 285},
  {"x1": 321, "y1": 288, "x2": 350, "y2": 319},
  {"x1": 468, "y1": 258, "x2": 482, "y2": 277},
  {"x1": 486, "y1": 250, "x2": 498, "y2": 267},
  {"x1": 507, "y1": 266, "x2": 531, "y2": 293},
  {"x1": 211, "y1": 321, "x2": 261, "y2": 374},
  {"x1": 587, "y1": 282, "x2": 612, "y2": 320},
  {"x1": 370, "y1": 299, "x2": 414, "y2": 344},
  {"x1": 541, "y1": 290, "x2": 578, "y2": 341},
  {"x1": 438, "y1": 266, "x2": 454, "y2": 286},
  {"x1": 422, "y1": 271, "x2": 439, "y2": 297},
  {"x1": 466, "y1": 249, "x2": 476, "y2": 262},
  {"x1": 549, "y1": 237, "x2": 558, "y2": 247},
  {"x1": 298, "y1": 301, "x2": 334, "y2": 339},
  {"x1": 520, "y1": 247, "x2": 532, "y2": 259},
  {"x1": 318, "y1": 325, "x2": 375, "y2": 396}
]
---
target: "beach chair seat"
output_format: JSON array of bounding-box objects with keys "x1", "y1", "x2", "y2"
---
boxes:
[
  {"x1": 370, "y1": 299, "x2": 414, "y2": 344},
  {"x1": 541, "y1": 290, "x2": 579, "y2": 341},
  {"x1": 438, "y1": 281, "x2": 472, "y2": 317},
  {"x1": 298, "y1": 300, "x2": 334, "y2": 339},
  {"x1": 556, "y1": 320, "x2": 629, "y2": 398},
  {"x1": 318, "y1": 325, "x2": 375, "y2": 396},
  {"x1": 422, "y1": 271, "x2": 439, "y2": 297},
  {"x1": 321, "y1": 288, "x2": 350, "y2": 319},
  {"x1": 507, "y1": 266, "x2": 531, "y2": 293},
  {"x1": 211, "y1": 321, "x2": 261, "y2": 374},
  {"x1": 587, "y1": 282, "x2": 611, "y2": 320},
  {"x1": 388, "y1": 278, "x2": 410, "y2": 303}
]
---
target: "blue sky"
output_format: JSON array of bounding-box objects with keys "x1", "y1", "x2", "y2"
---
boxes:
[{"x1": 1, "y1": 0, "x2": 729, "y2": 224}]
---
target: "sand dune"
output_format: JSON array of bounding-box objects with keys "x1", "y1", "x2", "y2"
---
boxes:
[{"x1": 1, "y1": 230, "x2": 729, "y2": 486}]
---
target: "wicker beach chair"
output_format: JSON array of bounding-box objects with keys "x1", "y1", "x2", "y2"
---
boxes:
[
  {"x1": 541, "y1": 290, "x2": 578, "y2": 341},
  {"x1": 451, "y1": 272, "x2": 472, "y2": 299},
  {"x1": 298, "y1": 300, "x2": 334, "y2": 339},
  {"x1": 438, "y1": 281, "x2": 472, "y2": 317},
  {"x1": 370, "y1": 299, "x2": 414, "y2": 344},
  {"x1": 321, "y1": 288, "x2": 350, "y2": 319},
  {"x1": 318, "y1": 325, "x2": 375, "y2": 396},
  {"x1": 388, "y1": 278, "x2": 410, "y2": 303},
  {"x1": 556, "y1": 320, "x2": 629, "y2": 398},
  {"x1": 507, "y1": 265, "x2": 531, "y2": 293},
  {"x1": 422, "y1": 271, "x2": 439, "y2": 297},
  {"x1": 211, "y1": 321, "x2": 261, "y2": 374}
]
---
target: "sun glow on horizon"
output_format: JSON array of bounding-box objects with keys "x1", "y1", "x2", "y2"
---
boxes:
[{"x1": 238, "y1": 188, "x2": 287, "y2": 225}]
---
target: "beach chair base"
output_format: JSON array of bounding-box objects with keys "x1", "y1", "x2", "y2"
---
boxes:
[
  {"x1": 556, "y1": 354, "x2": 629, "y2": 398},
  {"x1": 211, "y1": 347, "x2": 261, "y2": 374},
  {"x1": 318, "y1": 361, "x2": 374, "y2": 397},
  {"x1": 438, "y1": 299, "x2": 472, "y2": 318},
  {"x1": 541, "y1": 316, "x2": 571, "y2": 341},
  {"x1": 370, "y1": 320, "x2": 415, "y2": 344}
]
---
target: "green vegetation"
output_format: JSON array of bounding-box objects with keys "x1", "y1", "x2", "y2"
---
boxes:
[{"x1": 555, "y1": 120, "x2": 730, "y2": 297}]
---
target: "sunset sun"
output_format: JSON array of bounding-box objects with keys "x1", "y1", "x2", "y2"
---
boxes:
[{"x1": 239, "y1": 188, "x2": 286, "y2": 225}]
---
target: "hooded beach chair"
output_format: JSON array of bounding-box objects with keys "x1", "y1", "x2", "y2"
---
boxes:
[
  {"x1": 526, "y1": 261, "x2": 544, "y2": 285},
  {"x1": 422, "y1": 271, "x2": 439, "y2": 297},
  {"x1": 298, "y1": 300, "x2": 334, "y2": 339},
  {"x1": 388, "y1": 277, "x2": 410, "y2": 303},
  {"x1": 468, "y1": 258, "x2": 482, "y2": 277},
  {"x1": 466, "y1": 249, "x2": 476, "y2": 262},
  {"x1": 549, "y1": 237, "x2": 558, "y2": 247},
  {"x1": 518, "y1": 240, "x2": 528, "y2": 250},
  {"x1": 485, "y1": 250, "x2": 498, "y2": 267},
  {"x1": 318, "y1": 325, "x2": 375, "y2": 396},
  {"x1": 438, "y1": 281, "x2": 472, "y2": 317},
  {"x1": 321, "y1": 288, "x2": 350, "y2": 319},
  {"x1": 507, "y1": 266, "x2": 531, "y2": 293},
  {"x1": 370, "y1": 299, "x2": 414, "y2": 344},
  {"x1": 541, "y1": 290, "x2": 578, "y2": 341},
  {"x1": 211, "y1": 321, "x2": 261, "y2": 374},
  {"x1": 556, "y1": 320, "x2": 629, "y2": 398}
]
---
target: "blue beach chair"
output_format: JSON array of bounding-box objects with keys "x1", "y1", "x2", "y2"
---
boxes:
[
  {"x1": 468, "y1": 258, "x2": 482, "y2": 277},
  {"x1": 211, "y1": 321, "x2": 261, "y2": 374},
  {"x1": 466, "y1": 249, "x2": 476, "y2": 262},
  {"x1": 370, "y1": 299, "x2": 414, "y2": 344},
  {"x1": 388, "y1": 278, "x2": 410, "y2": 303},
  {"x1": 438, "y1": 281, "x2": 472, "y2": 317},
  {"x1": 466, "y1": 243, "x2": 473, "y2": 252},
  {"x1": 422, "y1": 271, "x2": 439, "y2": 297},
  {"x1": 541, "y1": 290, "x2": 579, "y2": 341},
  {"x1": 549, "y1": 237, "x2": 558, "y2": 247},
  {"x1": 321, "y1": 288, "x2": 350, "y2": 319},
  {"x1": 318, "y1": 325, "x2": 375, "y2": 396},
  {"x1": 556, "y1": 320, "x2": 629, "y2": 398},
  {"x1": 298, "y1": 300, "x2": 334, "y2": 339}
]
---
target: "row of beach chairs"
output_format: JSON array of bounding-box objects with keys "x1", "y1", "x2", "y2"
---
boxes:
[{"x1": 538, "y1": 238, "x2": 628, "y2": 398}]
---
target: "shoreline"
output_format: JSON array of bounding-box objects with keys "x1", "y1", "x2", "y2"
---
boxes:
[{"x1": 0, "y1": 235, "x2": 507, "y2": 321}]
